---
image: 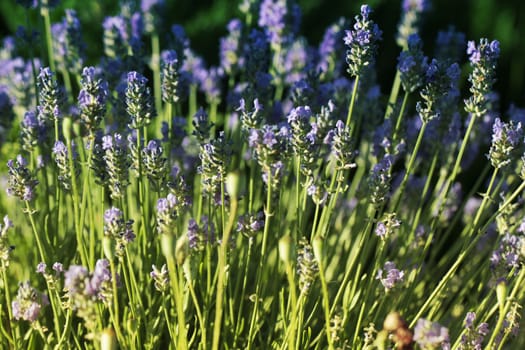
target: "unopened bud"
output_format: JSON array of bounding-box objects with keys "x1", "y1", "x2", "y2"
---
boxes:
[
  {"x1": 312, "y1": 236, "x2": 324, "y2": 263},
  {"x1": 278, "y1": 235, "x2": 294, "y2": 265},
  {"x1": 226, "y1": 171, "x2": 240, "y2": 199},
  {"x1": 101, "y1": 327, "x2": 118, "y2": 350}
]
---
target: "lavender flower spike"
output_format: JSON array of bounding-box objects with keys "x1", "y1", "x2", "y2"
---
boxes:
[
  {"x1": 126, "y1": 71, "x2": 155, "y2": 129},
  {"x1": 413, "y1": 318, "x2": 450, "y2": 350},
  {"x1": 344, "y1": 4, "x2": 382, "y2": 77}
]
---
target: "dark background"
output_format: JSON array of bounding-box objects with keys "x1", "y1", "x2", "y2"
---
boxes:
[{"x1": 1, "y1": 0, "x2": 524, "y2": 111}]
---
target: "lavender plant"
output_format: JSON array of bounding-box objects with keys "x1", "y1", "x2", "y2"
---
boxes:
[{"x1": 1, "y1": 1, "x2": 525, "y2": 350}]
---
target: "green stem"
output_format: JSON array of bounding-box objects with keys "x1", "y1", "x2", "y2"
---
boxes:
[
  {"x1": 391, "y1": 121, "x2": 427, "y2": 213},
  {"x1": 384, "y1": 70, "x2": 401, "y2": 120},
  {"x1": 41, "y1": 6, "x2": 55, "y2": 72},
  {"x1": 211, "y1": 181, "x2": 235, "y2": 350},
  {"x1": 185, "y1": 269, "x2": 206, "y2": 349},
  {"x1": 433, "y1": 114, "x2": 479, "y2": 227},
  {"x1": 161, "y1": 294, "x2": 176, "y2": 349},
  {"x1": 247, "y1": 170, "x2": 273, "y2": 349},
  {"x1": 392, "y1": 91, "x2": 409, "y2": 144},
  {"x1": 317, "y1": 256, "x2": 334, "y2": 349},
  {"x1": 151, "y1": 33, "x2": 162, "y2": 115},
  {"x1": 1, "y1": 264, "x2": 17, "y2": 346},
  {"x1": 108, "y1": 258, "x2": 124, "y2": 346},
  {"x1": 345, "y1": 75, "x2": 360, "y2": 130},
  {"x1": 486, "y1": 268, "x2": 525, "y2": 349}
]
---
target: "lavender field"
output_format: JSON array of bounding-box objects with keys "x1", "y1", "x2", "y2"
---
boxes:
[{"x1": 0, "y1": 0, "x2": 524, "y2": 349}]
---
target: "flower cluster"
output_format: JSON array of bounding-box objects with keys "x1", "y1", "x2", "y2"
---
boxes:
[
  {"x1": 186, "y1": 216, "x2": 216, "y2": 249},
  {"x1": 151, "y1": 264, "x2": 169, "y2": 293},
  {"x1": 344, "y1": 5, "x2": 382, "y2": 77},
  {"x1": 488, "y1": 118, "x2": 523, "y2": 169},
  {"x1": 297, "y1": 237, "x2": 319, "y2": 295},
  {"x1": 64, "y1": 259, "x2": 115, "y2": 331},
  {"x1": 376, "y1": 261, "x2": 404, "y2": 291},
  {"x1": 413, "y1": 318, "x2": 450, "y2": 350},
  {"x1": 103, "y1": 207, "x2": 135, "y2": 257},
  {"x1": 161, "y1": 50, "x2": 181, "y2": 104},
  {"x1": 6, "y1": 155, "x2": 38, "y2": 201},
  {"x1": 396, "y1": 0, "x2": 429, "y2": 48},
  {"x1": 52, "y1": 9, "x2": 85, "y2": 74},
  {"x1": 126, "y1": 71, "x2": 155, "y2": 129},
  {"x1": 156, "y1": 193, "x2": 178, "y2": 235},
  {"x1": 397, "y1": 34, "x2": 428, "y2": 93},
  {"x1": 78, "y1": 66, "x2": 109, "y2": 132},
  {"x1": 12, "y1": 281, "x2": 48, "y2": 323},
  {"x1": 52, "y1": 140, "x2": 79, "y2": 191},
  {"x1": 142, "y1": 140, "x2": 168, "y2": 191},
  {"x1": 236, "y1": 211, "x2": 265, "y2": 238},
  {"x1": 102, "y1": 133, "x2": 131, "y2": 200},
  {"x1": 248, "y1": 124, "x2": 290, "y2": 190},
  {"x1": 198, "y1": 132, "x2": 231, "y2": 196},
  {"x1": 0, "y1": 215, "x2": 14, "y2": 266},
  {"x1": 37, "y1": 67, "x2": 63, "y2": 129},
  {"x1": 464, "y1": 38, "x2": 500, "y2": 116},
  {"x1": 459, "y1": 312, "x2": 490, "y2": 350}
]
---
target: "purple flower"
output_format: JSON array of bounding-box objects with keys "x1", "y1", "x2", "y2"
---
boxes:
[
  {"x1": 465, "y1": 38, "x2": 500, "y2": 116},
  {"x1": 12, "y1": 281, "x2": 48, "y2": 323},
  {"x1": 151, "y1": 264, "x2": 169, "y2": 292},
  {"x1": 258, "y1": 0, "x2": 290, "y2": 47},
  {"x1": 375, "y1": 222, "x2": 387, "y2": 238},
  {"x1": 141, "y1": 0, "x2": 165, "y2": 34},
  {"x1": 402, "y1": 0, "x2": 429, "y2": 12},
  {"x1": 52, "y1": 262, "x2": 63, "y2": 273},
  {"x1": 161, "y1": 49, "x2": 181, "y2": 104},
  {"x1": 64, "y1": 265, "x2": 89, "y2": 294},
  {"x1": 397, "y1": 34, "x2": 428, "y2": 93},
  {"x1": 156, "y1": 193, "x2": 180, "y2": 234},
  {"x1": 142, "y1": 139, "x2": 168, "y2": 191},
  {"x1": 396, "y1": 0, "x2": 429, "y2": 47},
  {"x1": 104, "y1": 207, "x2": 135, "y2": 254},
  {"x1": 52, "y1": 140, "x2": 67, "y2": 156},
  {"x1": 262, "y1": 129, "x2": 278, "y2": 148},
  {"x1": 36, "y1": 262, "x2": 46, "y2": 274},
  {"x1": 376, "y1": 261, "x2": 404, "y2": 291},
  {"x1": 467, "y1": 39, "x2": 499, "y2": 65},
  {"x1": 78, "y1": 66, "x2": 109, "y2": 131},
  {"x1": 37, "y1": 67, "x2": 63, "y2": 127},
  {"x1": 198, "y1": 66, "x2": 223, "y2": 104},
  {"x1": 185, "y1": 219, "x2": 198, "y2": 248},
  {"x1": 126, "y1": 71, "x2": 155, "y2": 129},
  {"x1": 490, "y1": 233, "x2": 523, "y2": 273},
  {"x1": 6, "y1": 155, "x2": 38, "y2": 201},
  {"x1": 460, "y1": 311, "x2": 490, "y2": 350},
  {"x1": 488, "y1": 118, "x2": 523, "y2": 168},
  {"x1": 220, "y1": 18, "x2": 244, "y2": 75},
  {"x1": 52, "y1": 9, "x2": 86, "y2": 74},
  {"x1": 413, "y1": 319, "x2": 450, "y2": 350},
  {"x1": 86, "y1": 259, "x2": 111, "y2": 297},
  {"x1": 344, "y1": 4, "x2": 382, "y2": 76},
  {"x1": 103, "y1": 16, "x2": 129, "y2": 58}
]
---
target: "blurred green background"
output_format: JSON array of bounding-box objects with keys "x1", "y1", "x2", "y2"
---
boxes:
[{"x1": 1, "y1": 0, "x2": 524, "y2": 110}]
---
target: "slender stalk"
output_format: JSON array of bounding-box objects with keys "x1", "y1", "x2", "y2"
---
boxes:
[
  {"x1": 1, "y1": 264, "x2": 17, "y2": 346},
  {"x1": 390, "y1": 121, "x2": 427, "y2": 213},
  {"x1": 345, "y1": 75, "x2": 360, "y2": 129},
  {"x1": 211, "y1": 180, "x2": 236, "y2": 350},
  {"x1": 247, "y1": 170, "x2": 273, "y2": 349},
  {"x1": 41, "y1": 5, "x2": 55, "y2": 72},
  {"x1": 317, "y1": 255, "x2": 334, "y2": 350},
  {"x1": 486, "y1": 268, "x2": 525, "y2": 349},
  {"x1": 384, "y1": 70, "x2": 401, "y2": 120},
  {"x1": 151, "y1": 33, "x2": 162, "y2": 115}
]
